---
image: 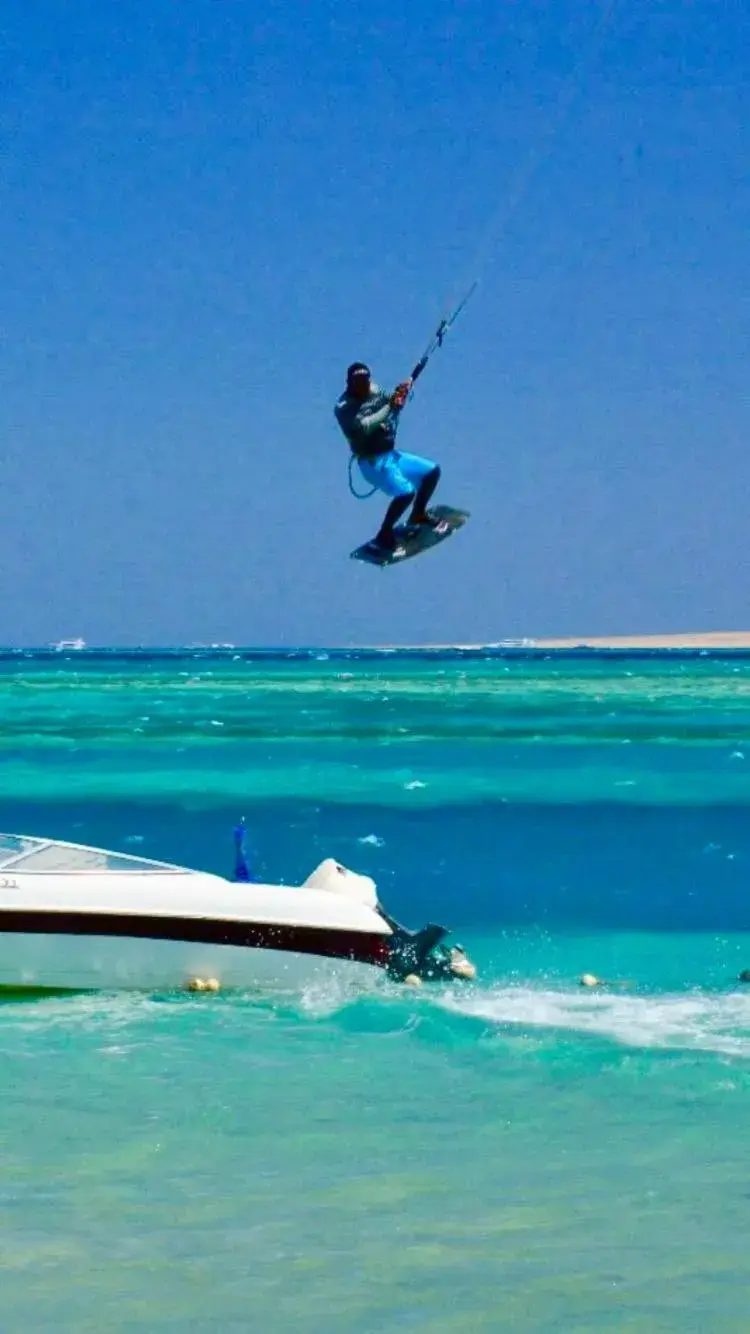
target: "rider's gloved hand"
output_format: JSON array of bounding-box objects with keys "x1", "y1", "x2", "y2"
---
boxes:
[{"x1": 390, "y1": 379, "x2": 412, "y2": 409}]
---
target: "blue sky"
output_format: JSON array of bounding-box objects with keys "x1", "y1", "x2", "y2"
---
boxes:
[{"x1": 1, "y1": 0, "x2": 748, "y2": 645}]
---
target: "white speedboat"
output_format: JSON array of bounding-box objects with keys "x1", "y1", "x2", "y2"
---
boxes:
[{"x1": 0, "y1": 830, "x2": 475, "y2": 995}]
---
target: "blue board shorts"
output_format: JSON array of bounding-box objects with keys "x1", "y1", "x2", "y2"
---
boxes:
[{"x1": 358, "y1": 449, "x2": 437, "y2": 499}]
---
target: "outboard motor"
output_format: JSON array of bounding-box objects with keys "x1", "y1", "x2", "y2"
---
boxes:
[{"x1": 379, "y1": 909, "x2": 476, "y2": 984}]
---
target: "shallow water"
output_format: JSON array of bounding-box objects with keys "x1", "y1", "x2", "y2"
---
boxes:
[{"x1": 2, "y1": 651, "x2": 750, "y2": 1331}]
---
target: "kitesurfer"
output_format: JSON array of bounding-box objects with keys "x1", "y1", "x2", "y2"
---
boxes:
[{"x1": 334, "y1": 362, "x2": 444, "y2": 553}]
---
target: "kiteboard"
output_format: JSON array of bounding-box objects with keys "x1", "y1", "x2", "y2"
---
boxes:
[{"x1": 350, "y1": 506, "x2": 470, "y2": 568}]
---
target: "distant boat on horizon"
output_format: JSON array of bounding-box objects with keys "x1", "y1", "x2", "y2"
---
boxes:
[{"x1": 51, "y1": 639, "x2": 86, "y2": 652}]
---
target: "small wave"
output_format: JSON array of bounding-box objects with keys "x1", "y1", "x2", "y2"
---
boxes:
[
  {"x1": 8, "y1": 976, "x2": 750, "y2": 1063},
  {"x1": 0, "y1": 990, "x2": 164, "y2": 1036},
  {"x1": 439, "y1": 984, "x2": 750, "y2": 1058}
]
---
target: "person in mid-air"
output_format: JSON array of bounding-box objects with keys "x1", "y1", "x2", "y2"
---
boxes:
[{"x1": 334, "y1": 362, "x2": 444, "y2": 554}]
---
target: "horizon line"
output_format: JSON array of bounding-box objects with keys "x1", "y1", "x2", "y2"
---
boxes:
[{"x1": 5, "y1": 631, "x2": 750, "y2": 652}]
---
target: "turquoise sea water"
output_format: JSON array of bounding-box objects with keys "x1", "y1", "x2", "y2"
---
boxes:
[{"x1": 3, "y1": 650, "x2": 750, "y2": 1331}]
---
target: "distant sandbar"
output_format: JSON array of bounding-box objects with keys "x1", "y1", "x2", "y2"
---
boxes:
[
  {"x1": 354, "y1": 632, "x2": 750, "y2": 651},
  {"x1": 533, "y1": 631, "x2": 750, "y2": 649}
]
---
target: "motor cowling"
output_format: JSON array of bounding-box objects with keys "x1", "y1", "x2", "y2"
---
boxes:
[{"x1": 301, "y1": 858, "x2": 379, "y2": 910}]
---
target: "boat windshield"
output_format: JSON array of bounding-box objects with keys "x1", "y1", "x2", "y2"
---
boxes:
[{"x1": 0, "y1": 834, "x2": 189, "y2": 873}]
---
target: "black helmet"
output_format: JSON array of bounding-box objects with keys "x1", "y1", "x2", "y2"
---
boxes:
[{"x1": 346, "y1": 362, "x2": 371, "y2": 388}]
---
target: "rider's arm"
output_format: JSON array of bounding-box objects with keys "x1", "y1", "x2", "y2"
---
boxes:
[
  {"x1": 356, "y1": 380, "x2": 412, "y2": 430},
  {"x1": 355, "y1": 398, "x2": 395, "y2": 434},
  {"x1": 335, "y1": 382, "x2": 411, "y2": 451}
]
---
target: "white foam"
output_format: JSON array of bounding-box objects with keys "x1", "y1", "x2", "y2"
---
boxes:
[
  {"x1": 439, "y1": 984, "x2": 750, "y2": 1058},
  {"x1": 298, "y1": 969, "x2": 385, "y2": 1017}
]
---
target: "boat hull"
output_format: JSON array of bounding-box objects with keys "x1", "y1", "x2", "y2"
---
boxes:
[{"x1": 0, "y1": 929, "x2": 386, "y2": 994}]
